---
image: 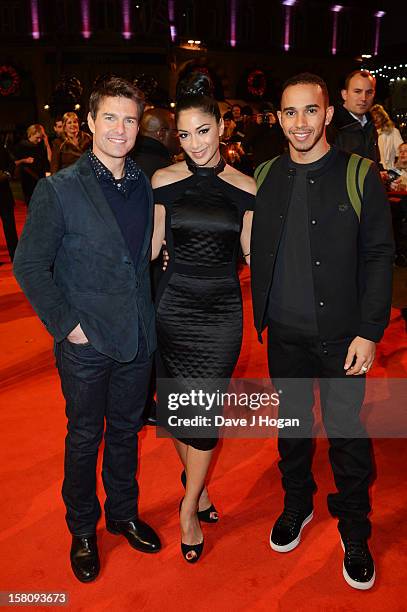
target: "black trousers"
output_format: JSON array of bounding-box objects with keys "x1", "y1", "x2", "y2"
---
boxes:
[
  {"x1": 0, "y1": 181, "x2": 18, "y2": 261},
  {"x1": 21, "y1": 174, "x2": 38, "y2": 206},
  {"x1": 55, "y1": 336, "x2": 152, "y2": 536},
  {"x1": 267, "y1": 321, "x2": 372, "y2": 540}
]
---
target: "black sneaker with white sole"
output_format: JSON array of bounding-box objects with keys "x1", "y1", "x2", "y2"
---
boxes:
[
  {"x1": 270, "y1": 506, "x2": 313, "y2": 552},
  {"x1": 341, "y1": 538, "x2": 375, "y2": 590}
]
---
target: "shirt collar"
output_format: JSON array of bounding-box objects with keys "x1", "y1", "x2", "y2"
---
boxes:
[
  {"x1": 88, "y1": 150, "x2": 141, "y2": 194},
  {"x1": 348, "y1": 111, "x2": 368, "y2": 127}
]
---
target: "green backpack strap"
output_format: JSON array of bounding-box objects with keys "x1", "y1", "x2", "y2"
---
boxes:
[
  {"x1": 346, "y1": 154, "x2": 373, "y2": 221},
  {"x1": 254, "y1": 156, "x2": 280, "y2": 190}
]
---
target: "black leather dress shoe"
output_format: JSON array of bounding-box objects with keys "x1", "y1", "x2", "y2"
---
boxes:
[
  {"x1": 106, "y1": 518, "x2": 161, "y2": 553},
  {"x1": 70, "y1": 535, "x2": 100, "y2": 583}
]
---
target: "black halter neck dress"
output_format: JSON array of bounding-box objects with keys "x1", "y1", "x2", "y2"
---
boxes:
[{"x1": 153, "y1": 158, "x2": 254, "y2": 450}]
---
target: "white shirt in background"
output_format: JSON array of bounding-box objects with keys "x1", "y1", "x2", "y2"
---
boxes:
[{"x1": 377, "y1": 127, "x2": 403, "y2": 170}]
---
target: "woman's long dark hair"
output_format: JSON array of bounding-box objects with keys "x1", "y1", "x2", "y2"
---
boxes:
[{"x1": 175, "y1": 72, "x2": 221, "y2": 123}]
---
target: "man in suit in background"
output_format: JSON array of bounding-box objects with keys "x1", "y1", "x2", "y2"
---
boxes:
[
  {"x1": 13, "y1": 76, "x2": 161, "y2": 583},
  {"x1": 131, "y1": 107, "x2": 180, "y2": 179},
  {"x1": 328, "y1": 69, "x2": 378, "y2": 162}
]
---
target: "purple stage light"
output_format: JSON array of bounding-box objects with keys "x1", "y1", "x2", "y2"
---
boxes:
[
  {"x1": 168, "y1": 0, "x2": 177, "y2": 43},
  {"x1": 331, "y1": 5, "x2": 342, "y2": 55},
  {"x1": 122, "y1": 0, "x2": 132, "y2": 39},
  {"x1": 81, "y1": 0, "x2": 91, "y2": 39},
  {"x1": 282, "y1": 0, "x2": 296, "y2": 52},
  {"x1": 374, "y1": 10, "x2": 385, "y2": 56},
  {"x1": 31, "y1": 0, "x2": 40, "y2": 39},
  {"x1": 230, "y1": 0, "x2": 237, "y2": 48}
]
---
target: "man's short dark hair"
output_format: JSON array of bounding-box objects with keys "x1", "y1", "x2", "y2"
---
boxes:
[
  {"x1": 281, "y1": 73, "x2": 330, "y2": 107},
  {"x1": 344, "y1": 70, "x2": 376, "y2": 90},
  {"x1": 89, "y1": 76, "x2": 145, "y2": 120}
]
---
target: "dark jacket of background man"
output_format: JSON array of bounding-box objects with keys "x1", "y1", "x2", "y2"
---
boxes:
[
  {"x1": 131, "y1": 107, "x2": 180, "y2": 179},
  {"x1": 328, "y1": 105, "x2": 378, "y2": 163},
  {"x1": 131, "y1": 135, "x2": 173, "y2": 180}
]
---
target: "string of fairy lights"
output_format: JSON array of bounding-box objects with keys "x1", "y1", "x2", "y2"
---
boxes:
[
  {"x1": 359, "y1": 64, "x2": 407, "y2": 126},
  {"x1": 366, "y1": 64, "x2": 407, "y2": 82}
]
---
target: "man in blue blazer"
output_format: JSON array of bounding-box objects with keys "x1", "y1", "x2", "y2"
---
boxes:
[{"x1": 13, "y1": 76, "x2": 161, "y2": 582}]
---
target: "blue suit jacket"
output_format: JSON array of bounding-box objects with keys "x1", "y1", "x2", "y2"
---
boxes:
[{"x1": 14, "y1": 153, "x2": 156, "y2": 362}]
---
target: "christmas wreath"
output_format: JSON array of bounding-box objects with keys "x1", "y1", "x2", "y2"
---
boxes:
[
  {"x1": 247, "y1": 69, "x2": 266, "y2": 98},
  {"x1": 0, "y1": 65, "x2": 20, "y2": 96}
]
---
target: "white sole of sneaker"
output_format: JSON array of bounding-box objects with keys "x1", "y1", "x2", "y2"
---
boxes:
[
  {"x1": 340, "y1": 539, "x2": 376, "y2": 590},
  {"x1": 269, "y1": 511, "x2": 314, "y2": 553}
]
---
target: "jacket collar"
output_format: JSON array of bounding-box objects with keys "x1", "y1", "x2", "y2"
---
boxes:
[
  {"x1": 73, "y1": 153, "x2": 153, "y2": 270},
  {"x1": 280, "y1": 145, "x2": 342, "y2": 178},
  {"x1": 334, "y1": 105, "x2": 373, "y2": 130},
  {"x1": 74, "y1": 153, "x2": 125, "y2": 246}
]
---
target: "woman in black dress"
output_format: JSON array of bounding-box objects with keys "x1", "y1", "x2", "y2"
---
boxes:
[{"x1": 152, "y1": 74, "x2": 256, "y2": 562}]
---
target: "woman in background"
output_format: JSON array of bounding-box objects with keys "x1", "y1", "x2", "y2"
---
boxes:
[
  {"x1": 371, "y1": 104, "x2": 403, "y2": 170},
  {"x1": 13, "y1": 124, "x2": 51, "y2": 205},
  {"x1": 51, "y1": 112, "x2": 91, "y2": 174},
  {"x1": 152, "y1": 73, "x2": 255, "y2": 563}
]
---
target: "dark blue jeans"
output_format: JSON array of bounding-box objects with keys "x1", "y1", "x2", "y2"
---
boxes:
[
  {"x1": 267, "y1": 321, "x2": 372, "y2": 540},
  {"x1": 55, "y1": 336, "x2": 152, "y2": 535}
]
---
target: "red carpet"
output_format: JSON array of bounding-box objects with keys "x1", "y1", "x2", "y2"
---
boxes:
[{"x1": 1, "y1": 201, "x2": 407, "y2": 611}]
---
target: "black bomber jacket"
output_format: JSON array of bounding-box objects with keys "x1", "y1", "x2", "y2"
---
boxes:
[{"x1": 250, "y1": 146, "x2": 394, "y2": 343}]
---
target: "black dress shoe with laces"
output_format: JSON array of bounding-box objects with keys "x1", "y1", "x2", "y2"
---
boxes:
[
  {"x1": 106, "y1": 518, "x2": 161, "y2": 553},
  {"x1": 70, "y1": 535, "x2": 100, "y2": 583},
  {"x1": 270, "y1": 506, "x2": 313, "y2": 552},
  {"x1": 341, "y1": 538, "x2": 375, "y2": 590}
]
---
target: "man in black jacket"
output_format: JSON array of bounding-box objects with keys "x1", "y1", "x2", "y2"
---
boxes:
[
  {"x1": 131, "y1": 107, "x2": 180, "y2": 179},
  {"x1": 13, "y1": 77, "x2": 161, "y2": 583},
  {"x1": 328, "y1": 69, "x2": 378, "y2": 162},
  {"x1": 251, "y1": 73, "x2": 393, "y2": 590}
]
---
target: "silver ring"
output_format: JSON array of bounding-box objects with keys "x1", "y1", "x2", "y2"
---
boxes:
[{"x1": 361, "y1": 365, "x2": 368, "y2": 372}]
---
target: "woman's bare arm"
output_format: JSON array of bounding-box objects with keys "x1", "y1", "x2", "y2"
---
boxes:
[
  {"x1": 151, "y1": 204, "x2": 166, "y2": 260},
  {"x1": 240, "y1": 210, "x2": 253, "y2": 266}
]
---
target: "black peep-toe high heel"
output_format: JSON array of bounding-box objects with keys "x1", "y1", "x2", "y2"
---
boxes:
[{"x1": 179, "y1": 498, "x2": 204, "y2": 563}]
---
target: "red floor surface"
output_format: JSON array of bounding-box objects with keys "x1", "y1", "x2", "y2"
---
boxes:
[{"x1": 1, "y1": 202, "x2": 407, "y2": 611}]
